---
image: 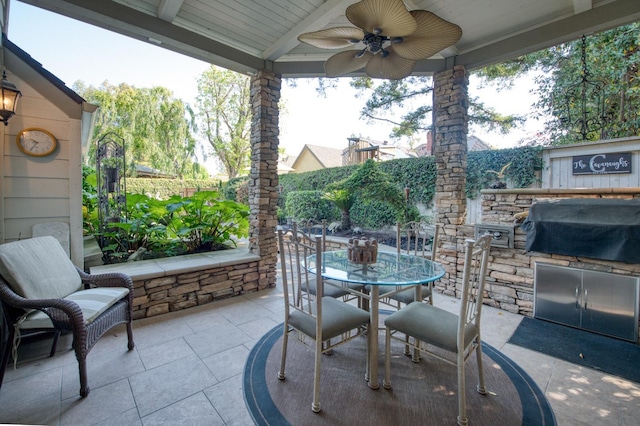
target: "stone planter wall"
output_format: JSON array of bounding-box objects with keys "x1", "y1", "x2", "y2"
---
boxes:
[
  {"x1": 90, "y1": 249, "x2": 261, "y2": 320},
  {"x1": 452, "y1": 188, "x2": 640, "y2": 317}
]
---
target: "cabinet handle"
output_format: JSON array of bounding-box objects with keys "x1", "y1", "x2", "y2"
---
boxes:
[
  {"x1": 584, "y1": 289, "x2": 588, "y2": 310},
  {"x1": 575, "y1": 287, "x2": 580, "y2": 309}
]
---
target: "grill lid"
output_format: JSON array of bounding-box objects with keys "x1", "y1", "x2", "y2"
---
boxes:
[{"x1": 521, "y1": 198, "x2": 640, "y2": 263}]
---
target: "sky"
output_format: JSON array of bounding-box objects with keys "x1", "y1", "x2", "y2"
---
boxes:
[{"x1": 7, "y1": 2, "x2": 543, "y2": 172}]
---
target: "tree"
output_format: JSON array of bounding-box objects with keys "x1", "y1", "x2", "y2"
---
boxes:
[
  {"x1": 325, "y1": 160, "x2": 405, "y2": 230},
  {"x1": 75, "y1": 81, "x2": 208, "y2": 179},
  {"x1": 476, "y1": 22, "x2": 640, "y2": 145},
  {"x1": 322, "y1": 189, "x2": 356, "y2": 231},
  {"x1": 347, "y1": 76, "x2": 524, "y2": 141},
  {"x1": 195, "y1": 66, "x2": 252, "y2": 179}
]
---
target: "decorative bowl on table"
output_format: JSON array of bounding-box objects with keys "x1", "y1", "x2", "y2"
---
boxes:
[{"x1": 347, "y1": 237, "x2": 378, "y2": 264}]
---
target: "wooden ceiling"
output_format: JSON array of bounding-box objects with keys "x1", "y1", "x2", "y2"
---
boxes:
[{"x1": 17, "y1": 0, "x2": 640, "y2": 77}]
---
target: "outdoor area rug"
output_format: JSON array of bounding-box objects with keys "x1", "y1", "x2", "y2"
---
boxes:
[
  {"x1": 244, "y1": 324, "x2": 556, "y2": 426},
  {"x1": 509, "y1": 317, "x2": 640, "y2": 384}
]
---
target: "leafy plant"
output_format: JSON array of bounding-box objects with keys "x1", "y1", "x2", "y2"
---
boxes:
[
  {"x1": 322, "y1": 189, "x2": 357, "y2": 231},
  {"x1": 82, "y1": 166, "x2": 99, "y2": 235},
  {"x1": 94, "y1": 191, "x2": 249, "y2": 262},
  {"x1": 164, "y1": 190, "x2": 250, "y2": 252}
]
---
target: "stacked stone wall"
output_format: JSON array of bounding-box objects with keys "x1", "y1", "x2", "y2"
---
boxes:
[
  {"x1": 433, "y1": 65, "x2": 470, "y2": 291},
  {"x1": 128, "y1": 259, "x2": 261, "y2": 320},
  {"x1": 248, "y1": 71, "x2": 281, "y2": 289},
  {"x1": 449, "y1": 188, "x2": 640, "y2": 316}
]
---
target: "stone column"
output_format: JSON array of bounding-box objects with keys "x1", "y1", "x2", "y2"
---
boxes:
[
  {"x1": 248, "y1": 71, "x2": 280, "y2": 288},
  {"x1": 433, "y1": 65, "x2": 469, "y2": 296}
]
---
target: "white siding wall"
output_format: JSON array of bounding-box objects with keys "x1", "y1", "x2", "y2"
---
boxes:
[
  {"x1": 541, "y1": 137, "x2": 640, "y2": 189},
  {"x1": 466, "y1": 137, "x2": 640, "y2": 224},
  {"x1": 0, "y1": 72, "x2": 84, "y2": 266}
]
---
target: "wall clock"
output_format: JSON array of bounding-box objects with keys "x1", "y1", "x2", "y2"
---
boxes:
[{"x1": 16, "y1": 128, "x2": 58, "y2": 157}]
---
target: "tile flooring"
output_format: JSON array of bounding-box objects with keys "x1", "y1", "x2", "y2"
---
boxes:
[{"x1": 1, "y1": 269, "x2": 639, "y2": 425}]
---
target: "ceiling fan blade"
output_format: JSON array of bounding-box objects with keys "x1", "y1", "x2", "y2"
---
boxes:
[
  {"x1": 298, "y1": 27, "x2": 365, "y2": 49},
  {"x1": 393, "y1": 11, "x2": 462, "y2": 60},
  {"x1": 364, "y1": 47, "x2": 415, "y2": 80},
  {"x1": 346, "y1": 0, "x2": 417, "y2": 37},
  {"x1": 325, "y1": 50, "x2": 374, "y2": 78}
]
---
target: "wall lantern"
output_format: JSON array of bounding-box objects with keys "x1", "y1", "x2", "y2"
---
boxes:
[{"x1": 0, "y1": 71, "x2": 21, "y2": 125}]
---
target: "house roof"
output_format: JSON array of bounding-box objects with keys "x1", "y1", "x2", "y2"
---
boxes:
[
  {"x1": 19, "y1": 0, "x2": 640, "y2": 78},
  {"x1": 135, "y1": 164, "x2": 176, "y2": 179},
  {"x1": 468, "y1": 135, "x2": 491, "y2": 151},
  {"x1": 292, "y1": 144, "x2": 343, "y2": 170},
  {"x1": 3, "y1": 35, "x2": 98, "y2": 118}
]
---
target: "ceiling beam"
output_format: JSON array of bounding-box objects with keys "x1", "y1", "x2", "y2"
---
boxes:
[
  {"x1": 157, "y1": 0, "x2": 183, "y2": 22},
  {"x1": 16, "y1": 0, "x2": 640, "y2": 79},
  {"x1": 19, "y1": 0, "x2": 268, "y2": 75},
  {"x1": 573, "y1": 0, "x2": 592, "y2": 14}
]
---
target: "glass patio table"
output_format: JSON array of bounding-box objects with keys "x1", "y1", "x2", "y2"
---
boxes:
[{"x1": 306, "y1": 249, "x2": 445, "y2": 389}]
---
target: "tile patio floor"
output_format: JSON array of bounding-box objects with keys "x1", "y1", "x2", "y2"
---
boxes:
[{"x1": 1, "y1": 263, "x2": 639, "y2": 425}]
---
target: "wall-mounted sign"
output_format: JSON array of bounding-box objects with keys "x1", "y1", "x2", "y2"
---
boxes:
[{"x1": 572, "y1": 153, "x2": 632, "y2": 175}]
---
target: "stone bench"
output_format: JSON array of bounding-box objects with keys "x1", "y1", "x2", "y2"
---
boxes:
[{"x1": 90, "y1": 248, "x2": 261, "y2": 319}]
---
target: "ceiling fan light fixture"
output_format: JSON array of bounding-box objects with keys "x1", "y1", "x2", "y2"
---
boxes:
[
  {"x1": 297, "y1": 0, "x2": 462, "y2": 79},
  {"x1": 346, "y1": 0, "x2": 417, "y2": 37},
  {"x1": 325, "y1": 50, "x2": 373, "y2": 78},
  {"x1": 365, "y1": 46, "x2": 415, "y2": 80}
]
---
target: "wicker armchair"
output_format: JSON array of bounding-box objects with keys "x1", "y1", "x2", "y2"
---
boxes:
[{"x1": 0, "y1": 236, "x2": 134, "y2": 398}]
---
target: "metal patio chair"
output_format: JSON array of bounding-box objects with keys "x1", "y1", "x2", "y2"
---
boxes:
[
  {"x1": 383, "y1": 234, "x2": 492, "y2": 426},
  {"x1": 277, "y1": 229, "x2": 370, "y2": 413}
]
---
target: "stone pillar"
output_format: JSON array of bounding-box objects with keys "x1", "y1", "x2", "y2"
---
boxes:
[
  {"x1": 433, "y1": 65, "x2": 469, "y2": 296},
  {"x1": 248, "y1": 71, "x2": 280, "y2": 288}
]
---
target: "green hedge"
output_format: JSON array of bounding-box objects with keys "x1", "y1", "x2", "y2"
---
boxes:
[
  {"x1": 126, "y1": 178, "x2": 221, "y2": 199},
  {"x1": 284, "y1": 191, "x2": 339, "y2": 221},
  {"x1": 278, "y1": 146, "x2": 543, "y2": 227},
  {"x1": 121, "y1": 146, "x2": 542, "y2": 230}
]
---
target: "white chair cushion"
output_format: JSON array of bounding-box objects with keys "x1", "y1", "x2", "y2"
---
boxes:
[
  {"x1": 0, "y1": 236, "x2": 82, "y2": 299},
  {"x1": 18, "y1": 287, "x2": 130, "y2": 329}
]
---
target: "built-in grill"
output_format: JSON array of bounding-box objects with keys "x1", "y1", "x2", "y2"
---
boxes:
[
  {"x1": 521, "y1": 198, "x2": 640, "y2": 264},
  {"x1": 522, "y1": 198, "x2": 640, "y2": 342}
]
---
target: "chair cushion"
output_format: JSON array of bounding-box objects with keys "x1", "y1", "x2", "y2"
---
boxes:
[
  {"x1": 0, "y1": 236, "x2": 82, "y2": 299},
  {"x1": 307, "y1": 278, "x2": 350, "y2": 298},
  {"x1": 289, "y1": 297, "x2": 369, "y2": 340},
  {"x1": 384, "y1": 302, "x2": 478, "y2": 353},
  {"x1": 17, "y1": 287, "x2": 130, "y2": 329},
  {"x1": 389, "y1": 285, "x2": 432, "y2": 304}
]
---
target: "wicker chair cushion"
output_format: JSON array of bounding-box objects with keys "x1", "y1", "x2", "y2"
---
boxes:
[
  {"x1": 0, "y1": 236, "x2": 82, "y2": 299},
  {"x1": 18, "y1": 287, "x2": 130, "y2": 329}
]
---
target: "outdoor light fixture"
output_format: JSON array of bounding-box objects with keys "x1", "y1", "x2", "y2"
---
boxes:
[
  {"x1": 0, "y1": 71, "x2": 21, "y2": 125},
  {"x1": 556, "y1": 35, "x2": 609, "y2": 141}
]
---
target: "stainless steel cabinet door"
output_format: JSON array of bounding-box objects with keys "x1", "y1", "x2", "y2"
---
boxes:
[
  {"x1": 534, "y1": 263, "x2": 582, "y2": 328},
  {"x1": 582, "y1": 270, "x2": 638, "y2": 342}
]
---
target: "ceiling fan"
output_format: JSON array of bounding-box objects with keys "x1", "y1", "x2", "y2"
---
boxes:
[{"x1": 298, "y1": 0, "x2": 462, "y2": 80}]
